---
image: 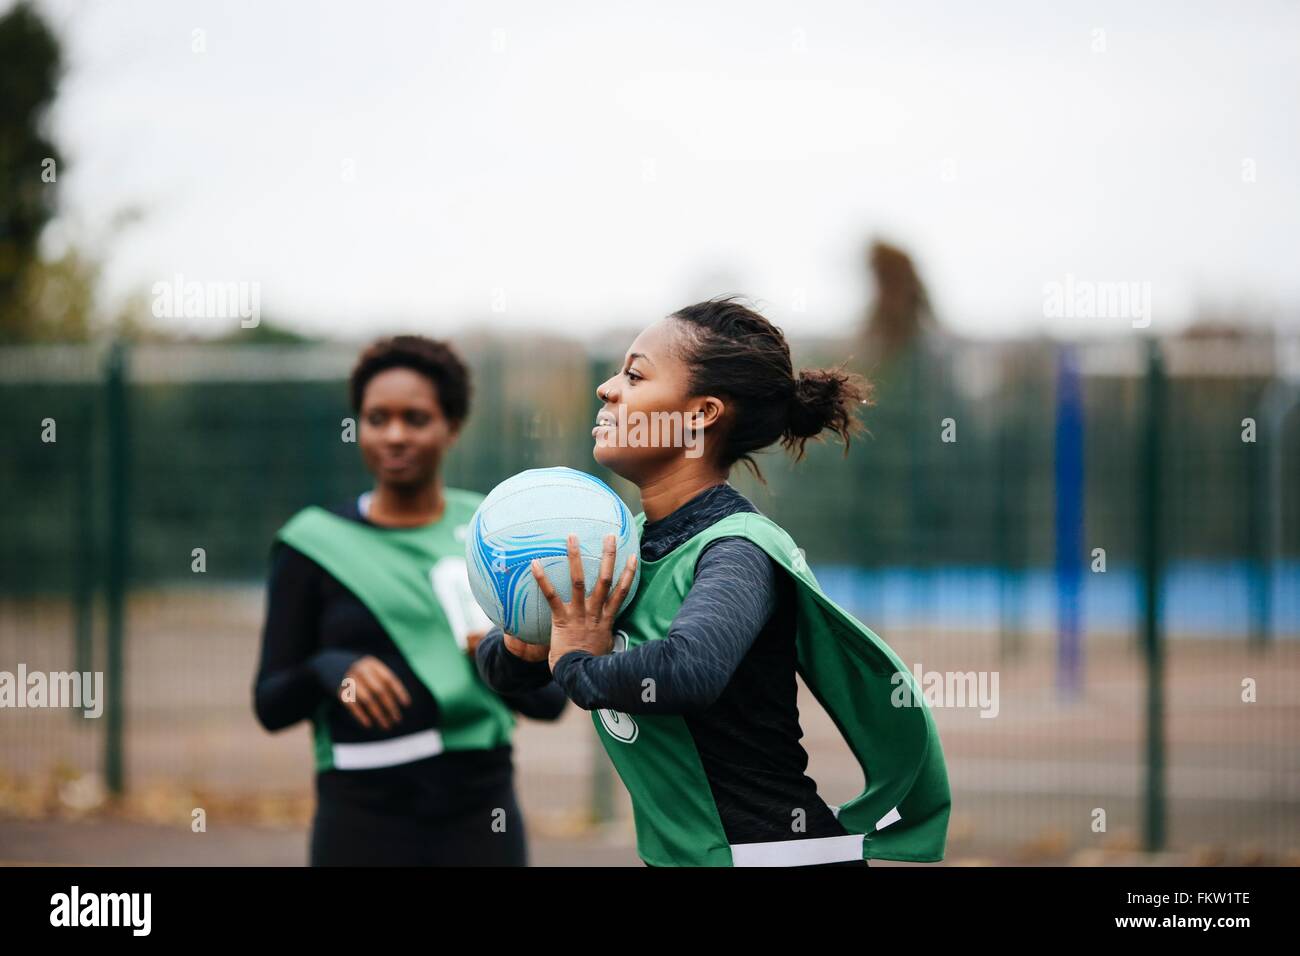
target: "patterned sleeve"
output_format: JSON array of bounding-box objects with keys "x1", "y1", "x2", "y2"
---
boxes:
[
  {"x1": 475, "y1": 625, "x2": 554, "y2": 693},
  {"x1": 550, "y1": 537, "x2": 777, "y2": 714}
]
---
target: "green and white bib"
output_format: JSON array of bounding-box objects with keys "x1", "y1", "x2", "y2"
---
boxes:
[
  {"x1": 595, "y1": 511, "x2": 951, "y2": 866},
  {"x1": 275, "y1": 488, "x2": 515, "y2": 771}
]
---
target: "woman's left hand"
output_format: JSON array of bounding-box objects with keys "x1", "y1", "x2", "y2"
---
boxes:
[{"x1": 532, "y1": 533, "x2": 637, "y2": 672}]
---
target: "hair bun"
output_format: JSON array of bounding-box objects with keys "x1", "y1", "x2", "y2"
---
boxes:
[{"x1": 786, "y1": 370, "x2": 839, "y2": 439}]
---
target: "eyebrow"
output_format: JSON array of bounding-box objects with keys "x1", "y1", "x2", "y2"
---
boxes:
[{"x1": 627, "y1": 352, "x2": 655, "y2": 367}]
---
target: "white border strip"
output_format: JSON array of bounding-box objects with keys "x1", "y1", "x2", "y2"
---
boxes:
[
  {"x1": 332, "y1": 728, "x2": 444, "y2": 770},
  {"x1": 730, "y1": 833, "x2": 865, "y2": 867}
]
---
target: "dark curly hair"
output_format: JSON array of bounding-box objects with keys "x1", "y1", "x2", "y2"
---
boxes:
[
  {"x1": 349, "y1": 335, "x2": 471, "y2": 424},
  {"x1": 669, "y1": 296, "x2": 872, "y2": 482}
]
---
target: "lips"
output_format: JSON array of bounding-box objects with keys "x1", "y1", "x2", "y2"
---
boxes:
[{"x1": 592, "y1": 408, "x2": 617, "y2": 440}]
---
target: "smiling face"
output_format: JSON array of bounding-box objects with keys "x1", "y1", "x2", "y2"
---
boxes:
[
  {"x1": 592, "y1": 316, "x2": 726, "y2": 484},
  {"x1": 358, "y1": 366, "x2": 459, "y2": 491}
]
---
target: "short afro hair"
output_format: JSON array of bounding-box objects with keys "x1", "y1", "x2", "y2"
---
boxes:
[{"x1": 349, "y1": 335, "x2": 471, "y2": 425}]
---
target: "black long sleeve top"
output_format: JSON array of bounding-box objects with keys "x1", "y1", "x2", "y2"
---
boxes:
[
  {"x1": 475, "y1": 482, "x2": 847, "y2": 845},
  {"x1": 253, "y1": 494, "x2": 567, "y2": 816}
]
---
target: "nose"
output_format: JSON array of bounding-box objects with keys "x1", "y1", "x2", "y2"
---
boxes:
[
  {"x1": 596, "y1": 375, "x2": 619, "y2": 404},
  {"x1": 382, "y1": 418, "x2": 409, "y2": 443}
]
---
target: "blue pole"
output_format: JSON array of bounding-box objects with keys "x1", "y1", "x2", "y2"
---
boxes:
[{"x1": 1054, "y1": 345, "x2": 1084, "y2": 698}]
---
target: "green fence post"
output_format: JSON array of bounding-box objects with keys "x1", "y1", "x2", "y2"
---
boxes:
[
  {"x1": 1139, "y1": 338, "x2": 1166, "y2": 853},
  {"x1": 73, "y1": 385, "x2": 95, "y2": 679},
  {"x1": 104, "y1": 341, "x2": 130, "y2": 796},
  {"x1": 1247, "y1": 387, "x2": 1270, "y2": 652},
  {"x1": 995, "y1": 407, "x2": 1018, "y2": 662}
]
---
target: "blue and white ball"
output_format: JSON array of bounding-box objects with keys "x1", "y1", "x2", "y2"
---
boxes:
[{"x1": 466, "y1": 466, "x2": 641, "y2": 644}]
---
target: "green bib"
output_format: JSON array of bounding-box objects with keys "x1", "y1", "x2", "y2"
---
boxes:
[
  {"x1": 275, "y1": 489, "x2": 514, "y2": 770},
  {"x1": 594, "y1": 511, "x2": 951, "y2": 866}
]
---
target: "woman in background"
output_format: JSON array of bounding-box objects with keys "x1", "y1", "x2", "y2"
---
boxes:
[{"x1": 254, "y1": 335, "x2": 566, "y2": 866}]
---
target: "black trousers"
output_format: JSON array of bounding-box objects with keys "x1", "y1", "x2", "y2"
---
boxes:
[{"x1": 310, "y1": 778, "x2": 528, "y2": 866}]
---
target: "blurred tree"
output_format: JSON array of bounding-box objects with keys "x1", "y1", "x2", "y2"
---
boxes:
[
  {"x1": 0, "y1": 1, "x2": 64, "y2": 342},
  {"x1": 859, "y1": 239, "x2": 939, "y2": 364},
  {"x1": 3, "y1": 245, "x2": 97, "y2": 341}
]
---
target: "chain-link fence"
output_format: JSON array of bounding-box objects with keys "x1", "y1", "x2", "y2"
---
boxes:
[{"x1": 1, "y1": 334, "x2": 1296, "y2": 861}]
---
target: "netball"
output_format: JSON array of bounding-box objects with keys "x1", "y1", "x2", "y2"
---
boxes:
[{"x1": 466, "y1": 466, "x2": 642, "y2": 644}]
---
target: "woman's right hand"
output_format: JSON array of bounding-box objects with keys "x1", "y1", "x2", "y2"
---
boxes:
[
  {"x1": 340, "y1": 655, "x2": 412, "y2": 730},
  {"x1": 503, "y1": 632, "x2": 550, "y2": 664}
]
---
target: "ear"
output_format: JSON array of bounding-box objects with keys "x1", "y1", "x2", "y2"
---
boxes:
[{"x1": 691, "y1": 396, "x2": 726, "y2": 431}]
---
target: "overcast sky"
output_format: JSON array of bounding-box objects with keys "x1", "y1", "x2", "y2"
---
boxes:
[{"x1": 28, "y1": 0, "x2": 1300, "y2": 340}]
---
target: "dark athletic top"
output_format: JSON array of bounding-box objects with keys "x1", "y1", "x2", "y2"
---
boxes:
[
  {"x1": 253, "y1": 495, "x2": 568, "y2": 820},
  {"x1": 476, "y1": 482, "x2": 847, "y2": 846}
]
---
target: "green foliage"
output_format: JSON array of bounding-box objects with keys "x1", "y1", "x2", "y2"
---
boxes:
[{"x1": 0, "y1": 1, "x2": 64, "y2": 339}]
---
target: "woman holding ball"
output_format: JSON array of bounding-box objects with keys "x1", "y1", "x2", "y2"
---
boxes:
[
  {"x1": 254, "y1": 335, "x2": 567, "y2": 866},
  {"x1": 477, "y1": 297, "x2": 950, "y2": 867}
]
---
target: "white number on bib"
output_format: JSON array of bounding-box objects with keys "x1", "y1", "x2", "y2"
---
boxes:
[{"x1": 431, "y1": 556, "x2": 493, "y2": 651}]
